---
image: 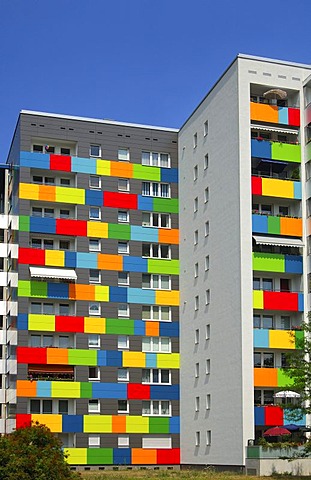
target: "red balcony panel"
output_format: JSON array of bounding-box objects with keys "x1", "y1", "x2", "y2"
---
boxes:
[
  {"x1": 288, "y1": 108, "x2": 300, "y2": 127},
  {"x1": 55, "y1": 316, "x2": 84, "y2": 333},
  {"x1": 103, "y1": 192, "x2": 138, "y2": 210},
  {"x1": 264, "y1": 291, "x2": 298, "y2": 311},
  {"x1": 16, "y1": 414, "x2": 32, "y2": 429},
  {"x1": 127, "y1": 383, "x2": 150, "y2": 400},
  {"x1": 50, "y1": 154, "x2": 71, "y2": 172},
  {"x1": 19, "y1": 248, "x2": 45, "y2": 266},
  {"x1": 157, "y1": 448, "x2": 180, "y2": 465},
  {"x1": 252, "y1": 176, "x2": 262, "y2": 196},
  {"x1": 265, "y1": 406, "x2": 284, "y2": 426},
  {"x1": 56, "y1": 219, "x2": 87, "y2": 237},
  {"x1": 17, "y1": 347, "x2": 47, "y2": 364}
]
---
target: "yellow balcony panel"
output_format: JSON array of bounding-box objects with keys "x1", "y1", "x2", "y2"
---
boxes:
[
  {"x1": 269, "y1": 330, "x2": 296, "y2": 349},
  {"x1": 262, "y1": 178, "x2": 294, "y2": 199}
]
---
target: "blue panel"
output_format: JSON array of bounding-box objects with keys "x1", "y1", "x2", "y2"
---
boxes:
[
  {"x1": 92, "y1": 383, "x2": 127, "y2": 399},
  {"x1": 150, "y1": 385, "x2": 179, "y2": 400},
  {"x1": 298, "y1": 293, "x2": 304, "y2": 312},
  {"x1": 131, "y1": 225, "x2": 158, "y2": 243},
  {"x1": 145, "y1": 353, "x2": 157, "y2": 368},
  {"x1": 134, "y1": 320, "x2": 145, "y2": 336},
  {"x1": 85, "y1": 189, "x2": 103, "y2": 207},
  {"x1": 106, "y1": 351, "x2": 122, "y2": 367},
  {"x1": 284, "y1": 409, "x2": 306, "y2": 426},
  {"x1": 293, "y1": 181, "x2": 302, "y2": 200},
  {"x1": 123, "y1": 256, "x2": 148, "y2": 273},
  {"x1": 159, "y1": 322, "x2": 179, "y2": 337},
  {"x1": 251, "y1": 139, "x2": 271, "y2": 159},
  {"x1": 47, "y1": 282, "x2": 69, "y2": 299},
  {"x1": 97, "y1": 350, "x2": 107, "y2": 367},
  {"x1": 20, "y1": 152, "x2": 50, "y2": 169},
  {"x1": 109, "y1": 286, "x2": 128, "y2": 303},
  {"x1": 36, "y1": 381, "x2": 51, "y2": 397},
  {"x1": 253, "y1": 329, "x2": 269, "y2": 348},
  {"x1": 252, "y1": 214, "x2": 268, "y2": 233},
  {"x1": 254, "y1": 407, "x2": 265, "y2": 425},
  {"x1": 62, "y1": 415, "x2": 83, "y2": 433},
  {"x1": 278, "y1": 107, "x2": 288, "y2": 125},
  {"x1": 137, "y1": 195, "x2": 153, "y2": 211},
  {"x1": 71, "y1": 157, "x2": 96, "y2": 174},
  {"x1": 113, "y1": 448, "x2": 131, "y2": 465},
  {"x1": 76, "y1": 252, "x2": 98, "y2": 269},
  {"x1": 161, "y1": 168, "x2": 178, "y2": 183},
  {"x1": 285, "y1": 255, "x2": 303, "y2": 274},
  {"x1": 30, "y1": 217, "x2": 56, "y2": 234},
  {"x1": 17, "y1": 314, "x2": 28, "y2": 330},
  {"x1": 169, "y1": 417, "x2": 180, "y2": 434},
  {"x1": 65, "y1": 252, "x2": 77, "y2": 268},
  {"x1": 128, "y1": 288, "x2": 155, "y2": 304}
]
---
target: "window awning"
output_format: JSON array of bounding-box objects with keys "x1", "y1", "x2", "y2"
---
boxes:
[
  {"x1": 251, "y1": 124, "x2": 299, "y2": 135},
  {"x1": 28, "y1": 365, "x2": 74, "y2": 374},
  {"x1": 29, "y1": 267, "x2": 77, "y2": 280},
  {"x1": 253, "y1": 235, "x2": 304, "y2": 247}
]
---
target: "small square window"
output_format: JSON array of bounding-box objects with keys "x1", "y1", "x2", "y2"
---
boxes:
[
  {"x1": 194, "y1": 165, "x2": 198, "y2": 181},
  {"x1": 194, "y1": 230, "x2": 198, "y2": 245},
  {"x1": 204, "y1": 154, "x2": 209, "y2": 170},
  {"x1": 33, "y1": 175, "x2": 43, "y2": 184},
  {"x1": 88, "y1": 399, "x2": 100, "y2": 413},
  {"x1": 59, "y1": 240, "x2": 70, "y2": 250},
  {"x1": 194, "y1": 263, "x2": 199, "y2": 278},
  {"x1": 89, "y1": 207, "x2": 101, "y2": 220},
  {"x1": 204, "y1": 120, "x2": 208, "y2": 137},
  {"x1": 118, "y1": 335, "x2": 129, "y2": 349},
  {"x1": 118, "y1": 272, "x2": 129, "y2": 286},
  {"x1": 59, "y1": 304, "x2": 69, "y2": 315},
  {"x1": 33, "y1": 145, "x2": 43, "y2": 153},
  {"x1": 205, "y1": 289, "x2": 210, "y2": 305},
  {"x1": 89, "y1": 238, "x2": 100, "y2": 252},
  {"x1": 206, "y1": 359, "x2": 211, "y2": 375},
  {"x1": 194, "y1": 197, "x2": 198, "y2": 212},
  {"x1": 193, "y1": 133, "x2": 198, "y2": 148},
  {"x1": 90, "y1": 145, "x2": 101, "y2": 157},
  {"x1": 88, "y1": 366, "x2": 100, "y2": 381},
  {"x1": 60, "y1": 178, "x2": 70, "y2": 186},
  {"x1": 195, "y1": 363, "x2": 199, "y2": 378},
  {"x1": 117, "y1": 368, "x2": 129, "y2": 382},
  {"x1": 89, "y1": 435, "x2": 100, "y2": 448},
  {"x1": 60, "y1": 209, "x2": 70, "y2": 219},
  {"x1": 118, "y1": 178, "x2": 129, "y2": 191},
  {"x1": 89, "y1": 269, "x2": 100, "y2": 284},
  {"x1": 118, "y1": 304, "x2": 129, "y2": 317},
  {"x1": 195, "y1": 329, "x2": 199, "y2": 344},
  {"x1": 90, "y1": 175, "x2": 101, "y2": 189},
  {"x1": 204, "y1": 187, "x2": 209, "y2": 203},
  {"x1": 61, "y1": 147, "x2": 71, "y2": 155},
  {"x1": 205, "y1": 255, "x2": 209, "y2": 271},
  {"x1": 195, "y1": 295, "x2": 199, "y2": 311},
  {"x1": 205, "y1": 221, "x2": 209, "y2": 237},
  {"x1": 88, "y1": 334, "x2": 100, "y2": 348},
  {"x1": 118, "y1": 400, "x2": 129, "y2": 414},
  {"x1": 118, "y1": 210, "x2": 129, "y2": 223},
  {"x1": 118, "y1": 242, "x2": 129, "y2": 255},
  {"x1": 118, "y1": 436, "x2": 129, "y2": 448},
  {"x1": 89, "y1": 302, "x2": 101, "y2": 316},
  {"x1": 118, "y1": 148, "x2": 130, "y2": 161}
]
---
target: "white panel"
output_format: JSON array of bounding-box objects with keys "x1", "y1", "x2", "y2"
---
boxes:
[
  {"x1": 0, "y1": 390, "x2": 5, "y2": 403},
  {"x1": 0, "y1": 272, "x2": 7, "y2": 286},
  {"x1": 0, "y1": 330, "x2": 5, "y2": 344},
  {"x1": 142, "y1": 436, "x2": 171, "y2": 449},
  {"x1": 0, "y1": 244, "x2": 7, "y2": 257},
  {"x1": 0, "y1": 360, "x2": 5, "y2": 374},
  {"x1": 9, "y1": 244, "x2": 18, "y2": 258},
  {"x1": 0, "y1": 419, "x2": 5, "y2": 434},
  {"x1": 0, "y1": 302, "x2": 6, "y2": 315},
  {"x1": 8, "y1": 272, "x2": 18, "y2": 287},
  {"x1": 0, "y1": 215, "x2": 8, "y2": 229}
]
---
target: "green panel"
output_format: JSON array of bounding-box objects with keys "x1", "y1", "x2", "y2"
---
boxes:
[
  {"x1": 277, "y1": 368, "x2": 293, "y2": 387},
  {"x1": 252, "y1": 253, "x2": 285, "y2": 273},
  {"x1": 295, "y1": 330, "x2": 304, "y2": 348},
  {"x1": 80, "y1": 382, "x2": 93, "y2": 398},
  {"x1": 246, "y1": 446, "x2": 260, "y2": 459},
  {"x1": 68, "y1": 349, "x2": 97, "y2": 366},
  {"x1": 133, "y1": 164, "x2": 161, "y2": 181},
  {"x1": 30, "y1": 281, "x2": 48, "y2": 298},
  {"x1": 149, "y1": 417, "x2": 170, "y2": 433},
  {"x1": 19, "y1": 215, "x2": 30, "y2": 232},
  {"x1": 153, "y1": 198, "x2": 179, "y2": 214},
  {"x1": 108, "y1": 224, "x2": 131, "y2": 240},
  {"x1": 271, "y1": 143, "x2": 301, "y2": 163},
  {"x1": 18, "y1": 280, "x2": 31, "y2": 297},
  {"x1": 105, "y1": 318, "x2": 134, "y2": 335},
  {"x1": 148, "y1": 259, "x2": 179, "y2": 275},
  {"x1": 87, "y1": 448, "x2": 113, "y2": 465},
  {"x1": 267, "y1": 216, "x2": 280, "y2": 234}
]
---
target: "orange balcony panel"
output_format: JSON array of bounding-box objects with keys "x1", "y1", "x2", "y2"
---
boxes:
[
  {"x1": 110, "y1": 161, "x2": 133, "y2": 179},
  {"x1": 158, "y1": 229, "x2": 179, "y2": 245},
  {"x1": 250, "y1": 103, "x2": 278, "y2": 123},
  {"x1": 98, "y1": 254, "x2": 123, "y2": 271},
  {"x1": 145, "y1": 321, "x2": 159, "y2": 336},
  {"x1": 17, "y1": 380, "x2": 37, "y2": 397},
  {"x1": 69, "y1": 284, "x2": 95, "y2": 301},
  {"x1": 132, "y1": 448, "x2": 157, "y2": 465},
  {"x1": 254, "y1": 368, "x2": 278, "y2": 387},
  {"x1": 38, "y1": 185, "x2": 56, "y2": 202},
  {"x1": 280, "y1": 217, "x2": 302, "y2": 237},
  {"x1": 46, "y1": 348, "x2": 69, "y2": 365},
  {"x1": 111, "y1": 415, "x2": 126, "y2": 433}
]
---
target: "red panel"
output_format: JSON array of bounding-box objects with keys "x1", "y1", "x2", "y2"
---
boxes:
[
  {"x1": 127, "y1": 383, "x2": 150, "y2": 400},
  {"x1": 16, "y1": 414, "x2": 32, "y2": 429},
  {"x1": 265, "y1": 406, "x2": 283, "y2": 426},
  {"x1": 264, "y1": 291, "x2": 298, "y2": 311},
  {"x1": 251, "y1": 176, "x2": 262, "y2": 196},
  {"x1": 56, "y1": 219, "x2": 87, "y2": 236},
  {"x1": 103, "y1": 192, "x2": 138, "y2": 210},
  {"x1": 18, "y1": 248, "x2": 45, "y2": 266},
  {"x1": 288, "y1": 108, "x2": 300, "y2": 127},
  {"x1": 17, "y1": 347, "x2": 47, "y2": 364},
  {"x1": 55, "y1": 316, "x2": 84, "y2": 333},
  {"x1": 157, "y1": 448, "x2": 180, "y2": 465},
  {"x1": 50, "y1": 154, "x2": 71, "y2": 172}
]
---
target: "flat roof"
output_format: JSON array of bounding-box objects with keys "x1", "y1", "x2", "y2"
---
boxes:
[{"x1": 237, "y1": 53, "x2": 311, "y2": 70}]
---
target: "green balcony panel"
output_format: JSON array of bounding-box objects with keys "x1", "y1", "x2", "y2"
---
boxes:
[
  {"x1": 148, "y1": 259, "x2": 179, "y2": 275},
  {"x1": 277, "y1": 368, "x2": 293, "y2": 387},
  {"x1": 87, "y1": 448, "x2": 113, "y2": 465},
  {"x1": 30, "y1": 281, "x2": 48, "y2": 298},
  {"x1": 105, "y1": 318, "x2": 135, "y2": 335},
  {"x1": 295, "y1": 330, "x2": 304, "y2": 348},
  {"x1": 80, "y1": 382, "x2": 93, "y2": 398},
  {"x1": 18, "y1": 280, "x2": 31, "y2": 297},
  {"x1": 271, "y1": 143, "x2": 301, "y2": 163},
  {"x1": 253, "y1": 253, "x2": 285, "y2": 273},
  {"x1": 149, "y1": 417, "x2": 170, "y2": 434},
  {"x1": 153, "y1": 198, "x2": 179, "y2": 214},
  {"x1": 108, "y1": 224, "x2": 131, "y2": 240},
  {"x1": 133, "y1": 164, "x2": 161, "y2": 182},
  {"x1": 68, "y1": 349, "x2": 97, "y2": 366},
  {"x1": 19, "y1": 215, "x2": 30, "y2": 232},
  {"x1": 267, "y1": 216, "x2": 280, "y2": 234}
]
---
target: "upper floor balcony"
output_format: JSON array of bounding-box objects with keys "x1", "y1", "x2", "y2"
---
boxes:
[
  {"x1": 252, "y1": 213, "x2": 302, "y2": 237},
  {"x1": 251, "y1": 176, "x2": 301, "y2": 200},
  {"x1": 253, "y1": 328, "x2": 303, "y2": 349},
  {"x1": 251, "y1": 138, "x2": 301, "y2": 163},
  {"x1": 254, "y1": 405, "x2": 306, "y2": 427},
  {"x1": 250, "y1": 101, "x2": 300, "y2": 127},
  {"x1": 252, "y1": 252, "x2": 302, "y2": 274},
  {"x1": 253, "y1": 290, "x2": 303, "y2": 312},
  {"x1": 254, "y1": 366, "x2": 291, "y2": 388}
]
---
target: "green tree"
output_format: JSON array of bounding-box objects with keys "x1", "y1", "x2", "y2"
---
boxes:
[{"x1": 0, "y1": 422, "x2": 80, "y2": 480}]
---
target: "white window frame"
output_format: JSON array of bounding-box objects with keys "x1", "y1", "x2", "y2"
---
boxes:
[
  {"x1": 142, "y1": 212, "x2": 171, "y2": 229},
  {"x1": 206, "y1": 359, "x2": 211, "y2": 375},
  {"x1": 118, "y1": 304, "x2": 129, "y2": 318},
  {"x1": 193, "y1": 133, "x2": 198, "y2": 148},
  {"x1": 88, "y1": 334, "x2": 100, "y2": 348},
  {"x1": 194, "y1": 230, "x2": 198, "y2": 245},
  {"x1": 142, "y1": 243, "x2": 171, "y2": 259},
  {"x1": 118, "y1": 435, "x2": 129, "y2": 448},
  {"x1": 88, "y1": 399, "x2": 100, "y2": 413},
  {"x1": 118, "y1": 148, "x2": 130, "y2": 161},
  {"x1": 142, "y1": 400, "x2": 171, "y2": 416},
  {"x1": 89, "y1": 269, "x2": 101, "y2": 284},
  {"x1": 195, "y1": 295, "x2": 199, "y2": 311},
  {"x1": 118, "y1": 241, "x2": 129, "y2": 255},
  {"x1": 89, "y1": 238, "x2": 101, "y2": 252},
  {"x1": 194, "y1": 165, "x2": 198, "y2": 181},
  {"x1": 195, "y1": 431, "x2": 200, "y2": 447},
  {"x1": 89, "y1": 435, "x2": 100, "y2": 448},
  {"x1": 118, "y1": 272, "x2": 129, "y2": 286},
  {"x1": 89, "y1": 302, "x2": 101, "y2": 316},
  {"x1": 117, "y1": 335, "x2": 129, "y2": 349},
  {"x1": 118, "y1": 178, "x2": 130, "y2": 192},
  {"x1": 205, "y1": 324, "x2": 210, "y2": 340},
  {"x1": 118, "y1": 400, "x2": 129, "y2": 414},
  {"x1": 195, "y1": 329, "x2": 199, "y2": 344},
  {"x1": 89, "y1": 175, "x2": 101, "y2": 189},
  {"x1": 142, "y1": 274, "x2": 171, "y2": 290},
  {"x1": 142, "y1": 182, "x2": 170, "y2": 198},
  {"x1": 206, "y1": 430, "x2": 212, "y2": 446},
  {"x1": 88, "y1": 366, "x2": 100, "y2": 381},
  {"x1": 141, "y1": 151, "x2": 170, "y2": 168},
  {"x1": 117, "y1": 368, "x2": 129, "y2": 382},
  {"x1": 118, "y1": 210, "x2": 129, "y2": 223},
  {"x1": 195, "y1": 396, "x2": 200, "y2": 412},
  {"x1": 205, "y1": 289, "x2": 210, "y2": 305},
  {"x1": 89, "y1": 206, "x2": 101, "y2": 220},
  {"x1": 142, "y1": 305, "x2": 171, "y2": 322},
  {"x1": 205, "y1": 221, "x2": 209, "y2": 236},
  {"x1": 90, "y1": 145, "x2": 101, "y2": 158},
  {"x1": 142, "y1": 368, "x2": 171, "y2": 385},
  {"x1": 142, "y1": 336, "x2": 171, "y2": 353}
]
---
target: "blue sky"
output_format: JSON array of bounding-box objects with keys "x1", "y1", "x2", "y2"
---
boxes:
[{"x1": 1, "y1": 0, "x2": 311, "y2": 160}]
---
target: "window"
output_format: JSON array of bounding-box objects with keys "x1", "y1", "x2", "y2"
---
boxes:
[
  {"x1": 204, "y1": 187, "x2": 209, "y2": 203},
  {"x1": 61, "y1": 147, "x2": 71, "y2": 155},
  {"x1": 141, "y1": 151, "x2": 170, "y2": 168},
  {"x1": 253, "y1": 277, "x2": 273, "y2": 291},
  {"x1": 193, "y1": 133, "x2": 198, "y2": 148},
  {"x1": 206, "y1": 359, "x2": 210, "y2": 375},
  {"x1": 88, "y1": 367, "x2": 100, "y2": 381},
  {"x1": 58, "y1": 400, "x2": 68, "y2": 414},
  {"x1": 142, "y1": 369, "x2": 170, "y2": 384},
  {"x1": 194, "y1": 197, "x2": 198, "y2": 212},
  {"x1": 88, "y1": 334, "x2": 100, "y2": 348},
  {"x1": 195, "y1": 396, "x2": 200, "y2": 412},
  {"x1": 89, "y1": 302, "x2": 101, "y2": 316},
  {"x1": 90, "y1": 145, "x2": 101, "y2": 157},
  {"x1": 142, "y1": 337, "x2": 170, "y2": 353},
  {"x1": 206, "y1": 394, "x2": 211, "y2": 410},
  {"x1": 89, "y1": 269, "x2": 100, "y2": 284},
  {"x1": 118, "y1": 436, "x2": 129, "y2": 448},
  {"x1": 89, "y1": 207, "x2": 101, "y2": 220},
  {"x1": 118, "y1": 148, "x2": 130, "y2": 161},
  {"x1": 89, "y1": 436, "x2": 100, "y2": 448},
  {"x1": 142, "y1": 243, "x2": 170, "y2": 259},
  {"x1": 142, "y1": 400, "x2": 171, "y2": 416},
  {"x1": 31, "y1": 238, "x2": 54, "y2": 249},
  {"x1": 118, "y1": 335, "x2": 129, "y2": 349},
  {"x1": 89, "y1": 175, "x2": 101, "y2": 189},
  {"x1": 118, "y1": 178, "x2": 129, "y2": 191},
  {"x1": 204, "y1": 154, "x2": 209, "y2": 170},
  {"x1": 142, "y1": 212, "x2": 170, "y2": 228},
  {"x1": 142, "y1": 305, "x2": 171, "y2": 322},
  {"x1": 206, "y1": 430, "x2": 211, "y2": 446},
  {"x1": 30, "y1": 302, "x2": 55, "y2": 315},
  {"x1": 59, "y1": 304, "x2": 69, "y2": 315},
  {"x1": 118, "y1": 304, "x2": 129, "y2": 317},
  {"x1": 195, "y1": 295, "x2": 199, "y2": 311},
  {"x1": 118, "y1": 400, "x2": 129, "y2": 413},
  {"x1": 194, "y1": 230, "x2": 198, "y2": 245},
  {"x1": 195, "y1": 363, "x2": 199, "y2": 378},
  {"x1": 118, "y1": 210, "x2": 129, "y2": 223},
  {"x1": 88, "y1": 399, "x2": 100, "y2": 413},
  {"x1": 32, "y1": 207, "x2": 54, "y2": 218},
  {"x1": 194, "y1": 263, "x2": 199, "y2": 278},
  {"x1": 142, "y1": 274, "x2": 170, "y2": 290},
  {"x1": 195, "y1": 431, "x2": 200, "y2": 447},
  {"x1": 59, "y1": 240, "x2": 70, "y2": 250},
  {"x1": 205, "y1": 221, "x2": 209, "y2": 236},
  {"x1": 30, "y1": 399, "x2": 52, "y2": 414},
  {"x1": 254, "y1": 352, "x2": 275, "y2": 368},
  {"x1": 195, "y1": 329, "x2": 199, "y2": 344},
  {"x1": 205, "y1": 289, "x2": 210, "y2": 305},
  {"x1": 205, "y1": 324, "x2": 210, "y2": 340},
  {"x1": 194, "y1": 165, "x2": 198, "y2": 181},
  {"x1": 281, "y1": 316, "x2": 291, "y2": 330},
  {"x1": 118, "y1": 242, "x2": 129, "y2": 255},
  {"x1": 59, "y1": 336, "x2": 70, "y2": 348},
  {"x1": 204, "y1": 120, "x2": 209, "y2": 136},
  {"x1": 60, "y1": 178, "x2": 71, "y2": 186},
  {"x1": 117, "y1": 368, "x2": 129, "y2": 382},
  {"x1": 142, "y1": 182, "x2": 170, "y2": 198},
  {"x1": 118, "y1": 272, "x2": 129, "y2": 286},
  {"x1": 89, "y1": 238, "x2": 100, "y2": 252},
  {"x1": 60, "y1": 209, "x2": 70, "y2": 219}
]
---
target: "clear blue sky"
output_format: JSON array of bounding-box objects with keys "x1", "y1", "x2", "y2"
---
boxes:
[{"x1": 1, "y1": 0, "x2": 311, "y2": 161}]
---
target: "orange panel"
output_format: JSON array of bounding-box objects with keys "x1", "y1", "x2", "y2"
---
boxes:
[
  {"x1": 145, "y1": 321, "x2": 159, "y2": 336},
  {"x1": 98, "y1": 254, "x2": 123, "y2": 271},
  {"x1": 158, "y1": 229, "x2": 179, "y2": 245},
  {"x1": 280, "y1": 217, "x2": 302, "y2": 237},
  {"x1": 110, "y1": 161, "x2": 133, "y2": 179},
  {"x1": 132, "y1": 448, "x2": 157, "y2": 465},
  {"x1": 250, "y1": 102, "x2": 278, "y2": 123},
  {"x1": 17, "y1": 380, "x2": 37, "y2": 397},
  {"x1": 254, "y1": 368, "x2": 278, "y2": 387},
  {"x1": 47, "y1": 348, "x2": 68, "y2": 365},
  {"x1": 69, "y1": 284, "x2": 95, "y2": 301},
  {"x1": 111, "y1": 415, "x2": 126, "y2": 433},
  {"x1": 38, "y1": 185, "x2": 56, "y2": 202}
]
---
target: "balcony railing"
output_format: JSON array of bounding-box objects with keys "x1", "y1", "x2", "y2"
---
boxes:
[{"x1": 247, "y1": 445, "x2": 306, "y2": 459}]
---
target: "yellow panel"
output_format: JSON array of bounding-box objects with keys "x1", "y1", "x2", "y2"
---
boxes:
[
  {"x1": 155, "y1": 290, "x2": 180, "y2": 306},
  {"x1": 94, "y1": 285, "x2": 109, "y2": 302},
  {"x1": 96, "y1": 159, "x2": 111, "y2": 176},
  {"x1": 55, "y1": 186, "x2": 85, "y2": 204},
  {"x1": 87, "y1": 222, "x2": 108, "y2": 238},
  {"x1": 45, "y1": 250, "x2": 65, "y2": 267},
  {"x1": 84, "y1": 415, "x2": 112, "y2": 433},
  {"x1": 157, "y1": 353, "x2": 180, "y2": 369},
  {"x1": 31, "y1": 414, "x2": 62, "y2": 432},
  {"x1": 122, "y1": 351, "x2": 146, "y2": 367},
  {"x1": 262, "y1": 178, "x2": 294, "y2": 199},
  {"x1": 84, "y1": 316, "x2": 106, "y2": 334},
  {"x1": 19, "y1": 183, "x2": 40, "y2": 200},
  {"x1": 64, "y1": 448, "x2": 87, "y2": 465},
  {"x1": 269, "y1": 330, "x2": 295, "y2": 349},
  {"x1": 253, "y1": 290, "x2": 264, "y2": 309},
  {"x1": 126, "y1": 416, "x2": 149, "y2": 433},
  {"x1": 51, "y1": 382, "x2": 81, "y2": 398},
  {"x1": 28, "y1": 314, "x2": 55, "y2": 332}
]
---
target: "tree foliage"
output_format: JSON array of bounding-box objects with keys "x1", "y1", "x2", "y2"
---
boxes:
[{"x1": 0, "y1": 422, "x2": 80, "y2": 480}]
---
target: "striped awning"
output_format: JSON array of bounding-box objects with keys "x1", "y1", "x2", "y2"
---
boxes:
[
  {"x1": 253, "y1": 235, "x2": 304, "y2": 247},
  {"x1": 251, "y1": 124, "x2": 298, "y2": 135},
  {"x1": 29, "y1": 267, "x2": 77, "y2": 280}
]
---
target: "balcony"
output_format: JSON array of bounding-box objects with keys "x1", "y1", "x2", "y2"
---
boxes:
[
  {"x1": 250, "y1": 102, "x2": 300, "y2": 127},
  {"x1": 254, "y1": 405, "x2": 306, "y2": 427},
  {"x1": 247, "y1": 445, "x2": 306, "y2": 459},
  {"x1": 252, "y1": 252, "x2": 303, "y2": 274},
  {"x1": 253, "y1": 290, "x2": 303, "y2": 312},
  {"x1": 251, "y1": 139, "x2": 301, "y2": 163},
  {"x1": 253, "y1": 328, "x2": 303, "y2": 349},
  {"x1": 254, "y1": 367, "x2": 292, "y2": 388},
  {"x1": 252, "y1": 213, "x2": 302, "y2": 237},
  {"x1": 251, "y1": 176, "x2": 301, "y2": 200}
]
